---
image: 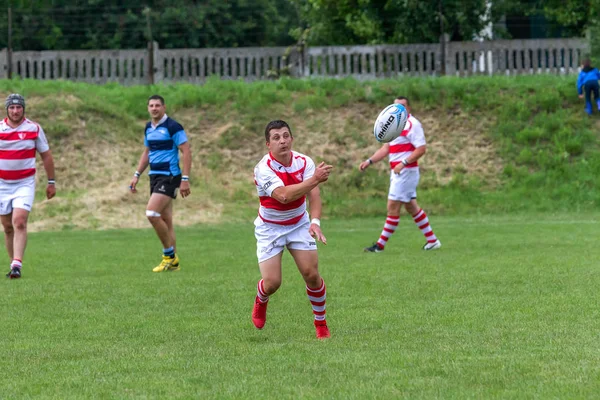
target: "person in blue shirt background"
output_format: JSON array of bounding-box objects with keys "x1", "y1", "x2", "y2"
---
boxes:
[
  {"x1": 129, "y1": 95, "x2": 192, "y2": 272},
  {"x1": 577, "y1": 58, "x2": 600, "y2": 115}
]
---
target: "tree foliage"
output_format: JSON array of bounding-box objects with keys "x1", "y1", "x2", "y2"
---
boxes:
[
  {"x1": 290, "y1": 0, "x2": 531, "y2": 44},
  {"x1": 0, "y1": 0, "x2": 596, "y2": 51},
  {"x1": 0, "y1": 0, "x2": 299, "y2": 50},
  {"x1": 527, "y1": 0, "x2": 600, "y2": 60}
]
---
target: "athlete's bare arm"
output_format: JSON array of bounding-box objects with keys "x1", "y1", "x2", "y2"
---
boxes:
[
  {"x1": 392, "y1": 145, "x2": 426, "y2": 174},
  {"x1": 307, "y1": 186, "x2": 326, "y2": 244},
  {"x1": 359, "y1": 143, "x2": 390, "y2": 171},
  {"x1": 178, "y1": 141, "x2": 191, "y2": 198},
  {"x1": 40, "y1": 150, "x2": 56, "y2": 199},
  {"x1": 130, "y1": 147, "x2": 149, "y2": 193},
  {"x1": 271, "y1": 162, "x2": 332, "y2": 204}
]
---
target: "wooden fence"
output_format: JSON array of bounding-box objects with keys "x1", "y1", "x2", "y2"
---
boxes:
[{"x1": 0, "y1": 37, "x2": 589, "y2": 85}]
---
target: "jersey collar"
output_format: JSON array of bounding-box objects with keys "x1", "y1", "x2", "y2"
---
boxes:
[
  {"x1": 150, "y1": 114, "x2": 168, "y2": 129},
  {"x1": 3, "y1": 117, "x2": 27, "y2": 130},
  {"x1": 269, "y1": 151, "x2": 293, "y2": 167}
]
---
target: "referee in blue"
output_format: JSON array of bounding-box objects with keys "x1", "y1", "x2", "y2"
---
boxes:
[{"x1": 129, "y1": 95, "x2": 192, "y2": 272}]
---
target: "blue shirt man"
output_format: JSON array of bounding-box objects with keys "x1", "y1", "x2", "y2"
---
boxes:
[
  {"x1": 129, "y1": 95, "x2": 192, "y2": 272},
  {"x1": 577, "y1": 59, "x2": 600, "y2": 115}
]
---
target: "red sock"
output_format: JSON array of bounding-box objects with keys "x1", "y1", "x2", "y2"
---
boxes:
[
  {"x1": 306, "y1": 279, "x2": 326, "y2": 321},
  {"x1": 256, "y1": 279, "x2": 269, "y2": 304},
  {"x1": 412, "y1": 209, "x2": 437, "y2": 243},
  {"x1": 376, "y1": 216, "x2": 400, "y2": 249}
]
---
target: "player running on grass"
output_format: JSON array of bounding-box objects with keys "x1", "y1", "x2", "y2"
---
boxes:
[
  {"x1": 360, "y1": 96, "x2": 441, "y2": 253},
  {"x1": 129, "y1": 95, "x2": 192, "y2": 272},
  {"x1": 252, "y1": 120, "x2": 333, "y2": 339}
]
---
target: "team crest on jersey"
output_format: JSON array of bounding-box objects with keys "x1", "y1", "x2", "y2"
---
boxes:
[
  {"x1": 294, "y1": 172, "x2": 303, "y2": 181},
  {"x1": 18, "y1": 133, "x2": 26, "y2": 140}
]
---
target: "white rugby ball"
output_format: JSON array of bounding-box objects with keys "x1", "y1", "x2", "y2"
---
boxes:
[{"x1": 373, "y1": 103, "x2": 408, "y2": 143}]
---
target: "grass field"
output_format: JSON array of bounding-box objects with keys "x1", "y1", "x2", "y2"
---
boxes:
[{"x1": 2, "y1": 213, "x2": 600, "y2": 398}]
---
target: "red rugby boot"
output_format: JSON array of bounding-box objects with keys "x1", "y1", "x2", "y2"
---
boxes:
[
  {"x1": 314, "y1": 320, "x2": 330, "y2": 339},
  {"x1": 252, "y1": 296, "x2": 268, "y2": 329}
]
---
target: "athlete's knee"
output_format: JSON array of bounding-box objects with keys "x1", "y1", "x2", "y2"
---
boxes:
[
  {"x1": 160, "y1": 213, "x2": 172, "y2": 224},
  {"x1": 405, "y1": 200, "x2": 420, "y2": 214},
  {"x1": 146, "y1": 210, "x2": 161, "y2": 220},
  {"x1": 262, "y1": 277, "x2": 281, "y2": 294},
  {"x1": 12, "y1": 217, "x2": 27, "y2": 231},
  {"x1": 301, "y1": 268, "x2": 321, "y2": 287},
  {"x1": 387, "y1": 201, "x2": 402, "y2": 216},
  {"x1": 2, "y1": 222, "x2": 13, "y2": 234}
]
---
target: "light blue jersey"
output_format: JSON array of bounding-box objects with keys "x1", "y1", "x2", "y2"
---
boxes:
[{"x1": 144, "y1": 114, "x2": 188, "y2": 176}]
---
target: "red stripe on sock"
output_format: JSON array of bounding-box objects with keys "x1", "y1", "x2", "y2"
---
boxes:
[
  {"x1": 257, "y1": 279, "x2": 269, "y2": 300},
  {"x1": 306, "y1": 279, "x2": 325, "y2": 297},
  {"x1": 414, "y1": 213, "x2": 427, "y2": 223},
  {"x1": 258, "y1": 280, "x2": 264, "y2": 295}
]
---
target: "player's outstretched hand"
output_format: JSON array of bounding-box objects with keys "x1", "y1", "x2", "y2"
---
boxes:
[
  {"x1": 309, "y1": 223, "x2": 327, "y2": 245},
  {"x1": 314, "y1": 162, "x2": 333, "y2": 183},
  {"x1": 180, "y1": 181, "x2": 191, "y2": 198},
  {"x1": 359, "y1": 160, "x2": 371, "y2": 171},
  {"x1": 393, "y1": 163, "x2": 405, "y2": 175},
  {"x1": 46, "y1": 184, "x2": 56, "y2": 200},
  {"x1": 129, "y1": 177, "x2": 138, "y2": 193}
]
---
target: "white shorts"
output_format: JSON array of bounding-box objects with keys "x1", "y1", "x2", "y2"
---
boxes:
[
  {"x1": 254, "y1": 213, "x2": 317, "y2": 262},
  {"x1": 388, "y1": 168, "x2": 420, "y2": 203},
  {"x1": 0, "y1": 179, "x2": 35, "y2": 215}
]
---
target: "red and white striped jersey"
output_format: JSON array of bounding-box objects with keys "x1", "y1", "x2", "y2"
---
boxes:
[
  {"x1": 254, "y1": 151, "x2": 316, "y2": 225},
  {"x1": 0, "y1": 118, "x2": 50, "y2": 183},
  {"x1": 388, "y1": 115, "x2": 426, "y2": 171}
]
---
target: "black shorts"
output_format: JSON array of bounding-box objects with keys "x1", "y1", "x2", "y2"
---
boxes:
[{"x1": 149, "y1": 174, "x2": 182, "y2": 199}]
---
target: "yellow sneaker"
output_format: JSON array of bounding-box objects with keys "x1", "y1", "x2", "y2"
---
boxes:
[{"x1": 152, "y1": 254, "x2": 180, "y2": 272}]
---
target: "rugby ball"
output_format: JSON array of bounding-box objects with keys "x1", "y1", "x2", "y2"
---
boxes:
[{"x1": 373, "y1": 103, "x2": 408, "y2": 143}]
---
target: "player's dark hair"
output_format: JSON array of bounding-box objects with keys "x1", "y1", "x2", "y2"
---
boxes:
[
  {"x1": 148, "y1": 94, "x2": 165, "y2": 105},
  {"x1": 264, "y1": 120, "x2": 293, "y2": 142},
  {"x1": 395, "y1": 96, "x2": 410, "y2": 105}
]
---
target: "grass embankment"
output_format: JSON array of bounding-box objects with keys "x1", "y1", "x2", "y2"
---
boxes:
[{"x1": 0, "y1": 75, "x2": 597, "y2": 230}]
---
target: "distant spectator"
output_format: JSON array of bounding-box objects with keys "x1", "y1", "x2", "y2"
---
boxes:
[{"x1": 577, "y1": 58, "x2": 600, "y2": 115}]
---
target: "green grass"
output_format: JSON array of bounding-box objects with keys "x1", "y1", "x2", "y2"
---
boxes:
[{"x1": 2, "y1": 214, "x2": 600, "y2": 398}]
